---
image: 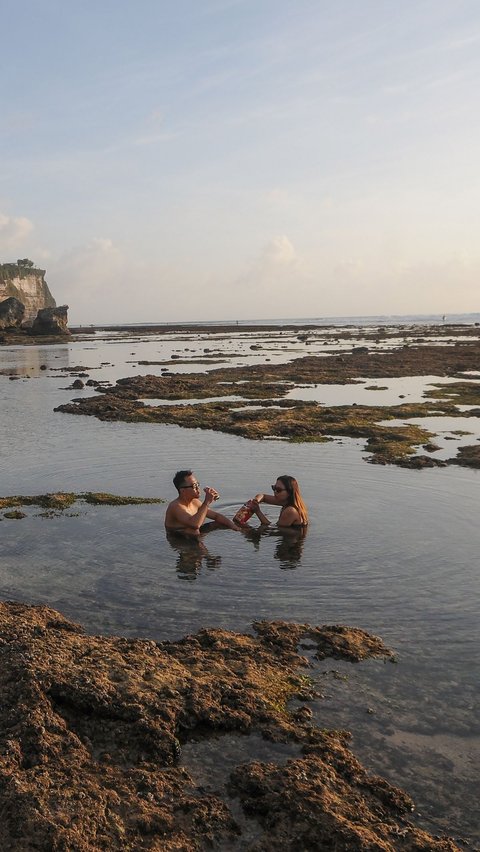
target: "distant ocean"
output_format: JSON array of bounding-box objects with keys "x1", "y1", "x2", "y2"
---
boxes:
[{"x1": 97, "y1": 312, "x2": 480, "y2": 329}]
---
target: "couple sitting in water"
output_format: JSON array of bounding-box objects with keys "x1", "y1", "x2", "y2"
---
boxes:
[{"x1": 164, "y1": 470, "x2": 308, "y2": 536}]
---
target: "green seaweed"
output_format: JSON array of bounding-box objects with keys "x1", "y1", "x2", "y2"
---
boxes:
[
  {"x1": 424, "y1": 381, "x2": 480, "y2": 406},
  {"x1": 0, "y1": 492, "x2": 165, "y2": 511}
]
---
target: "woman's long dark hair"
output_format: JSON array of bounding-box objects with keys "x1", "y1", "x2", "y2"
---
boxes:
[{"x1": 277, "y1": 475, "x2": 308, "y2": 525}]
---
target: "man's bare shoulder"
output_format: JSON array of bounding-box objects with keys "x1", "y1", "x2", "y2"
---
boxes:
[{"x1": 165, "y1": 497, "x2": 202, "y2": 526}]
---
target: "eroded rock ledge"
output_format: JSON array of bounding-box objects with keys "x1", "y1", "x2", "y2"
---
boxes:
[{"x1": 0, "y1": 602, "x2": 459, "y2": 850}]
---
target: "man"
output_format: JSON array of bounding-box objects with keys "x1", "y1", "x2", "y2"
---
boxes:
[{"x1": 165, "y1": 470, "x2": 240, "y2": 535}]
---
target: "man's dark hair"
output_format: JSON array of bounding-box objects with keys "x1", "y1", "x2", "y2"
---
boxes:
[{"x1": 173, "y1": 469, "x2": 192, "y2": 491}]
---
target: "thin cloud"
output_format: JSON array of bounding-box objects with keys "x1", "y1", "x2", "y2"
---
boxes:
[
  {"x1": 261, "y1": 235, "x2": 298, "y2": 268},
  {"x1": 235, "y1": 235, "x2": 307, "y2": 294},
  {"x1": 49, "y1": 238, "x2": 126, "y2": 307},
  {"x1": 0, "y1": 213, "x2": 34, "y2": 252}
]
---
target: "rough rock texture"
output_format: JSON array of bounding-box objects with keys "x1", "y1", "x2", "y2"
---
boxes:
[
  {"x1": 0, "y1": 296, "x2": 25, "y2": 329},
  {"x1": 229, "y1": 746, "x2": 459, "y2": 851},
  {"x1": 31, "y1": 304, "x2": 70, "y2": 335},
  {"x1": 449, "y1": 444, "x2": 480, "y2": 468},
  {"x1": 0, "y1": 602, "x2": 460, "y2": 851},
  {"x1": 0, "y1": 263, "x2": 56, "y2": 322}
]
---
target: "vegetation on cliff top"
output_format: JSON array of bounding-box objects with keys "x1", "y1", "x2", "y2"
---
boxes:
[{"x1": 0, "y1": 258, "x2": 46, "y2": 279}]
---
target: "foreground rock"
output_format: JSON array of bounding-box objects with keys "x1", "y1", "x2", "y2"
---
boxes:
[{"x1": 0, "y1": 602, "x2": 459, "y2": 850}]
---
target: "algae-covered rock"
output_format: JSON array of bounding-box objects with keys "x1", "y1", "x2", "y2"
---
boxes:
[
  {"x1": 448, "y1": 444, "x2": 480, "y2": 468},
  {"x1": 0, "y1": 492, "x2": 165, "y2": 511},
  {"x1": 0, "y1": 602, "x2": 462, "y2": 850},
  {"x1": 54, "y1": 330, "x2": 480, "y2": 469}
]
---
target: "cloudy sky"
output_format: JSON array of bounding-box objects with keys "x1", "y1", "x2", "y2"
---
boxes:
[{"x1": 1, "y1": 0, "x2": 479, "y2": 323}]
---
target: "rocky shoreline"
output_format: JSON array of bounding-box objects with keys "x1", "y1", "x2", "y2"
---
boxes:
[{"x1": 0, "y1": 602, "x2": 461, "y2": 850}]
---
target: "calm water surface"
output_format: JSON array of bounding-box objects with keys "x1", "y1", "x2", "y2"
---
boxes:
[{"x1": 0, "y1": 333, "x2": 479, "y2": 844}]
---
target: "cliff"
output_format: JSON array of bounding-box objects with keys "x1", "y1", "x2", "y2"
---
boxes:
[{"x1": 0, "y1": 260, "x2": 56, "y2": 323}]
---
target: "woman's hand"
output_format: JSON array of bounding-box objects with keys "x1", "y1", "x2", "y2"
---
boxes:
[{"x1": 253, "y1": 493, "x2": 264, "y2": 503}]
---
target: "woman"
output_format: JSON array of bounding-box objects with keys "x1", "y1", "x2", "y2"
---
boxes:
[{"x1": 251, "y1": 475, "x2": 308, "y2": 527}]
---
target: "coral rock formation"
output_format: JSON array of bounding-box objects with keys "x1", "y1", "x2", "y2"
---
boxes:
[{"x1": 0, "y1": 602, "x2": 459, "y2": 850}]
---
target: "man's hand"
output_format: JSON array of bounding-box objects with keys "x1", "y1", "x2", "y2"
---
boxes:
[{"x1": 203, "y1": 486, "x2": 219, "y2": 504}]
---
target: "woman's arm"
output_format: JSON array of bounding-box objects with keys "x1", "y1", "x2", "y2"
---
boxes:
[
  {"x1": 253, "y1": 493, "x2": 280, "y2": 506},
  {"x1": 252, "y1": 500, "x2": 271, "y2": 525}
]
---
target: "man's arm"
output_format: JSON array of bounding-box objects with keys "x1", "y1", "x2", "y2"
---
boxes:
[{"x1": 206, "y1": 508, "x2": 241, "y2": 531}]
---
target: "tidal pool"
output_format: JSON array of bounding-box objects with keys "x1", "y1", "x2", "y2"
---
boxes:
[{"x1": 0, "y1": 332, "x2": 479, "y2": 845}]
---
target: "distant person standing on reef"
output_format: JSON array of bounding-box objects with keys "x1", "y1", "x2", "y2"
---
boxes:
[
  {"x1": 165, "y1": 470, "x2": 240, "y2": 535},
  {"x1": 250, "y1": 475, "x2": 308, "y2": 527}
]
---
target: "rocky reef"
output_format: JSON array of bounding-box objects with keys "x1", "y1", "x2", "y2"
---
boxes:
[
  {"x1": 0, "y1": 602, "x2": 460, "y2": 850},
  {"x1": 55, "y1": 328, "x2": 480, "y2": 469}
]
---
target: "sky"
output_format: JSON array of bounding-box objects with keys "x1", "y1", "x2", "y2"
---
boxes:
[{"x1": 1, "y1": 0, "x2": 479, "y2": 323}]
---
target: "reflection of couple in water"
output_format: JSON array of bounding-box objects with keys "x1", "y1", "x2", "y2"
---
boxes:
[
  {"x1": 241, "y1": 524, "x2": 308, "y2": 570},
  {"x1": 165, "y1": 469, "x2": 308, "y2": 577},
  {"x1": 166, "y1": 529, "x2": 223, "y2": 581}
]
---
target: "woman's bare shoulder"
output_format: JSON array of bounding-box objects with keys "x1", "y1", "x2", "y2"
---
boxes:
[{"x1": 278, "y1": 506, "x2": 302, "y2": 526}]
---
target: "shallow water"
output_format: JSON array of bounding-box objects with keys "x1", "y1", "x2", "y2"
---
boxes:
[
  {"x1": 1, "y1": 331, "x2": 479, "y2": 845},
  {"x1": 285, "y1": 375, "x2": 468, "y2": 406}
]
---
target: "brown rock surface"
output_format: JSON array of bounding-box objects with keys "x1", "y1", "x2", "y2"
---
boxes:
[
  {"x1": 0, "y1": 296, "x2": 25, "y2": 329},
  {"x1": 449, "y1": 444, "x2": 480, "y2": 468},
  {"x1": 31, "y1": 304, "x2": 71, "y2": 335},
  {"x1": 0, "y1": 603, "x2": 460, "y2": 850}
]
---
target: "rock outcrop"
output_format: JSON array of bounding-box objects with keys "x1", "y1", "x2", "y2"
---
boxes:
[
  {"x1": 0, "y1": 260, "x2": 56, "y2": 323},
  {"x1": 0, "y1": 602, "x2": 460, "y2": 851},
  {"x1": 0, "y1": 296, "x2": 25, "y2": 329},
  {"x1": 31, "y1": 304, "x2": 70, "y2": 336}
]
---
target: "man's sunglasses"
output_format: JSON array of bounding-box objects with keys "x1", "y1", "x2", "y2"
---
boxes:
[{"x1": 180, "y1": 482, "x2": 200, "y2": 489}]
